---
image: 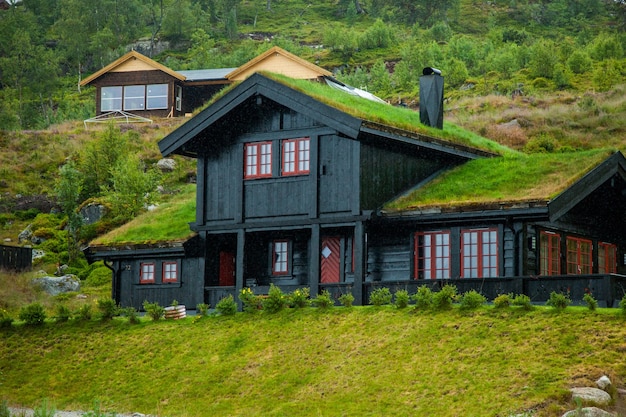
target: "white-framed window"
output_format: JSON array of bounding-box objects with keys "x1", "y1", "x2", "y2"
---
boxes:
[
  {"x1": 101, "y1": 86, "x2": 122, "y2": 111},
  {"x1": 147, "y1": 84, "x2": 168, "y2": 110},
  {"x1": 124, "y1": 85, "x2": 146, "y2": 110}
]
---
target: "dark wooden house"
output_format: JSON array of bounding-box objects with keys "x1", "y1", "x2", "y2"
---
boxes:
[{"x1": 86, "y1": 73, "x2": 626, "y2": 310}]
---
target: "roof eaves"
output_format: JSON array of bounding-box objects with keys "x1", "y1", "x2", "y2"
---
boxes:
[
  {"x1": 80, "y1": 50, "x2": 186, "y2": 86},
  {"x1": 548, "y1": 151, "x2": 626, "y2": 221}
]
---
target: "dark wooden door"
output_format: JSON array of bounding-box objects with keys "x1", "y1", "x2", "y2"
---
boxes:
[
  {"x1": 219, "y1": 251, "x2": 235, "y2": 286},
  {"x1": 320, "y1": 236, "x2": 341, "y2": 283}
]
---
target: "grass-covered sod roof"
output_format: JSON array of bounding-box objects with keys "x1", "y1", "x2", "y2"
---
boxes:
[
  {"x1": 383, "y1": 149, "x2": 615, "y2": 212},
  {"x1": 206, "y1": 72, "x2": 515, "y2": 156},
  {"x1": 90, "y1": 184, "x2": 196, "y2": 247}
]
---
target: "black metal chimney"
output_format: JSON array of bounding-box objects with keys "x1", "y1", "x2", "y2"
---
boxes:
[{"x1": 419, "y1": 67, "x2": 444, "y2": 129}]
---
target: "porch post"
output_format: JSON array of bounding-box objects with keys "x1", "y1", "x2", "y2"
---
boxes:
[
  {"x1": 353, "y1": 221, "x2": 365, "y2": 306},
  {"x1": 235, "y1": 229, "x2": 245, "y2": 310},
  {"x1": 310, "y1": 224, "x2": 320, "y2": 297}
]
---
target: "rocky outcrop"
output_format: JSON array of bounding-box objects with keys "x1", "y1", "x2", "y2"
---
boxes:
[
  {"x1": 562, "y1": 407, "x2": 616, "y2": 417},
  {"x1": 570, "y1": 387, "x2": 612, "y2": 406},
  {"x1": 32, "y1": 274, "x2": 80, "y2": 296}
]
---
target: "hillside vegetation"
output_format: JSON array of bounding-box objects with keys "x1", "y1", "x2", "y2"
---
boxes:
[{"x1": 1, "y1": 306, "x2": 626, "y2": 417}]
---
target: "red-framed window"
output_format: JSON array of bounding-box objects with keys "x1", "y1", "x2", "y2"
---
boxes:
[
  {"x1": 598, "y1": 242, "x2": 617, "y2": 274},
  {"x1": 244, "y1": 141, "x2": 272, "y2": 179},
  {"x1": 566, "y1": 236, "x2": 592, "y2": 274},
  {"x1": 272, "y1": 240, "x2": 289, "y2": 275},
  {"x1": 461, "y1": 228, "x2": 498, "y2": 278},
  {"x1": 282, "y1": 137, "x2": 310, "y2": 176},
  {"x1": 540, "y1": 231, "x2": 561, "y2": 275},
  {"x1": 414, "y1": 231, "x2": 450, "y2": 279},
  {"x1": 140, "y1": 262, "x2": 155, "y2": 284},
  {"x1": 162, "y1": 261, "x2": 178, "y2": 283}
]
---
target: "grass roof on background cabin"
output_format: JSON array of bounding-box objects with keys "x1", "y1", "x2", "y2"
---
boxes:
[
  {"x1": 90, "y1": 184, "x2": 197, "y2": 247},
  {"x1": 206, "y1": 72, "x2": 515, "y2": 156},
  {"x1": 384, "y1": 149, "x2": 615, "y2": 212}
]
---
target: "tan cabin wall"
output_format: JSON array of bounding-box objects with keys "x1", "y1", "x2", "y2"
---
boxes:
[{"x1": 230, "y1": 55, "x2": 325, "y2": 81}]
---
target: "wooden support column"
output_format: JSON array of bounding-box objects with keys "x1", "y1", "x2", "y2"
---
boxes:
[
  {"x1": 235, "y1": 229, "x2": 245, "y2": 311},
  {"x1": 310, "y1": 224, "x2": 320, "y2": 297},
  {"x1": 353, "y1": 221, "x2": 365, "y2": 306}
]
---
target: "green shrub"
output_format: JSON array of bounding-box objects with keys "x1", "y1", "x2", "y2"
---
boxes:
[
  {"x1": 339, "y1": 292, "x2": 354, "y2": 307},
  {"x1": 19, "y1": 302, "x2": 47, "y2": 325},
  {"x1": 619, "y1": 294, "x2": 626, "y2": 315},
  {"x1": 459, "y1": 290, "x2": 486, "y2": 310},
  {"x1": 0, "y1": 309, "x2": 14, "y2": 328},
  {"x1": 76, "y1": 304, "x2": 93, "y2": 321},
  {"x1": 97, "y1": 298, "x2": 118, "y2": 320},
  {"x1": 369, "y1": 287, "x2": 392, "y2": 306},
  {"x1": 412, "y1": 286, "x2": 434, "y2": 310},
  {"x1": 493, "y1": 293, "x2": 512, "y2": 309},
  {"x1": 512, "y1": 294, "x2": 533, "y2": 311},
  {"x1": 433, "y1": 285, "x2": 458, "y2": 310},
  {"x1": 583, "y1": 293, "x2": 598, "y2": 311},
  {"x1": 0, "y1": 400, "x2": 10, "y2": 417},
  {"x1": 85, "y1": 266, "x2": 112, "y2": 287},
  {"x1": 216, "y1": 294, "x2": 237, "y2": 316},
  {"x1": 263, "y1": 284, "x2": 287, "y2": 313},
  {"x1": 196, "y1": 303, "x2": 210, "y2": 316},
  {"x1": 312, "y1": 290, "x2": 334, "y2": 309},
  {"x1": 121, "y1": 306, "x2": 140, "y2": 324},
  {"x1": 55, "y1": 304, "x2": 72, "y2": 322},
  {"x1": 238, "y1": 287, "x2": 262, "y2": 313},
  {"x1": 142, "y1": 301, "x2": 164, "y2": 321},
  {"x1": 394, "y1": 289, "x2": 410, "y2": 309},
  {"x1": 546, "y1": 291, "x2": 571, "y2": 310},
  {"x1": 33, "y1": 398, "x2": 55, "y2": 417},
  {"x1": 289, "y1": 287, "x2": 310, "y2": 309}
]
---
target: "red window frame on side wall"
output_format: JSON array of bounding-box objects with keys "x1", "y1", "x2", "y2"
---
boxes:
[
  {"x1": 461, "y1": 228, "x2": 498, "y2": 278},
  {"x1": 244, "y1": 141, "x2": 272, "y2": 179},
  {"x1": 140, "y1": 262, "x2": 155, "y2": 284},
  {"x1": 272, "y1": 240, "x2": 289, "y2": 276},
  {"x1": 282, "y1": 137, "x2": 310, "y2": 176},
  {"x1": 162, "y1": 261, "x2": 178, "y2": 283},
  {"x1": 566, "y1": 236, "x2": 592, "y2": 275},
  {"x1": 539, "y1": 231, "x2": 561, "y2": 276},
  {"x1": 598, "y1": 242, "x2": 617, "y2": 274},
  {"x1": 414, "y1": 231, "x2": 451, "y2": 279}
]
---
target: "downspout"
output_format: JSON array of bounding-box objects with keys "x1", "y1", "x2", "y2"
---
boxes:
[{"x1": 103, "y1": 259, "x2": 119, "y2": 303}]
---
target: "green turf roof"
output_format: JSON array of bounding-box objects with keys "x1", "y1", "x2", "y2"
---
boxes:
[
  {"x1": 207, "y1": 72, "x2": 516, "y2": 156},
  {"x1": 383, "y1": 149, "x2": 615, "y2": 213},
  {"x1": 90, "y1": 184, "x2": 197, "y2": 247}
]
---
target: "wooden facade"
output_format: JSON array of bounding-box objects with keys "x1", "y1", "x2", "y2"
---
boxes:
[{"x1": 86, "y1": 73, "x2": 626, "y2": 310}]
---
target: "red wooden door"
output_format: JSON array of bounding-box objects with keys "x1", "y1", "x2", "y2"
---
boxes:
[
  {"x1": 320, "y1": 237, "x2": 341, "y2": 283},
  {"x1": 219, "y1": 251, "x2": 235, "y2": 286}
]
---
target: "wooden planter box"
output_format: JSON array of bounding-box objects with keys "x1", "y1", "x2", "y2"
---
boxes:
[{"x1": 164, "y1": 305, "x2": 186, "y2": 319}]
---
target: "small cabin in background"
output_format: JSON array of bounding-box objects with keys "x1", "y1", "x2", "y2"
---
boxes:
[{"x1": 80, "y1": 46, "x2": 332, "y2": 119}]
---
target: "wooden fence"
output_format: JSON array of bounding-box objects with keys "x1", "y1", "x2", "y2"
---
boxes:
[{"x1": 0, "y1": 244, "x2": 32, "y2": 271}]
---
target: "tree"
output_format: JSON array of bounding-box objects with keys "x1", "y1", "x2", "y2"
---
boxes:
[{"x1": 107, "y1": 154, "x2": 160, "y2": 222}]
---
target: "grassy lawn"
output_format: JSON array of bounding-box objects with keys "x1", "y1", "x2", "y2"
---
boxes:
[{"x1": 1, "y1": 306, "x2": 625, "y2": 416}]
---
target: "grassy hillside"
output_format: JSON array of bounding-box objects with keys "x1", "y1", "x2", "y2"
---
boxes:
[{"x1": 1, "y1": 306, "x2": 625, "y2": 416}]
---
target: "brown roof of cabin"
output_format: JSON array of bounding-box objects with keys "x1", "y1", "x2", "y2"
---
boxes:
[{"x1": 80, "y1": 50, "x2": 186, "y2": 86}]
